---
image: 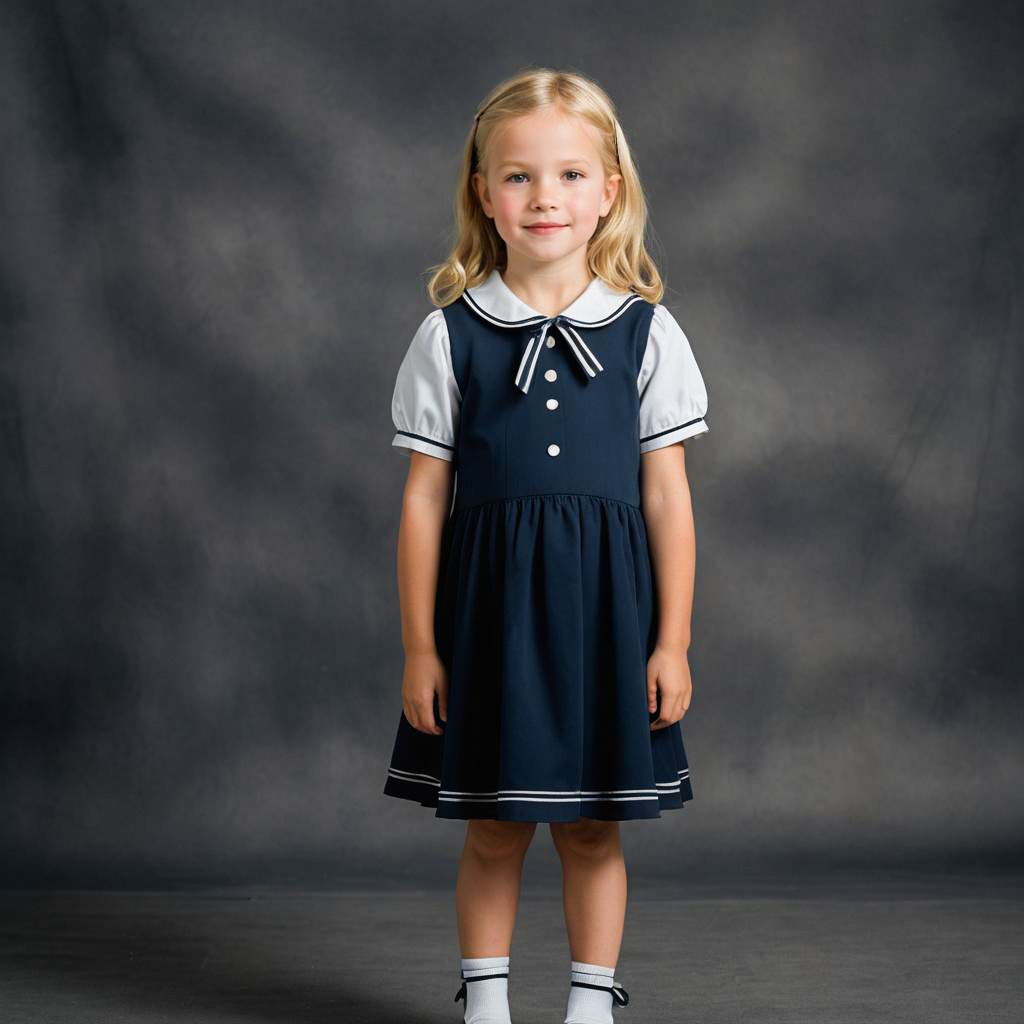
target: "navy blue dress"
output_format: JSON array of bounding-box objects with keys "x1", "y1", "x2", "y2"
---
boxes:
[{"x1": 383, "y1": 269, "x2": 709, "y2": 822}]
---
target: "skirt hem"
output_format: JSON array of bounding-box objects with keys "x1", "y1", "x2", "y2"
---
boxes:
[{"x1": 382, "y1": 771, "x2": 693, "y2": 823}]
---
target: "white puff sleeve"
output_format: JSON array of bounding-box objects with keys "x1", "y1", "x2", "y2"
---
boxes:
[
  {"x1": 637, "y1": 304, "x2": 709, "y2": 453},
  {"x1": 391, "y1": 309, "x2": 461, "y2": 461}
]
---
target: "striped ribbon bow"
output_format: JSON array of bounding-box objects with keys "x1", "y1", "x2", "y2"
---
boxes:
[{"x1": 514, "y1": 314, "x2": 604, "y2": 395}]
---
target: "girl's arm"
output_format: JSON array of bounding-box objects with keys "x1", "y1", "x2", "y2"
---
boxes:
[
  {"x1": 396, "y1": 451, "x2": 456, "y2": 733},
  {"x1": 639, "y1": 442, "x2": 697, "y2": 727}
]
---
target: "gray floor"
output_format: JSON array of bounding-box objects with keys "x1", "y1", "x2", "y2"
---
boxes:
[{"x1": 2, "y1": 873, "x2": 1023, "y2": 1023}]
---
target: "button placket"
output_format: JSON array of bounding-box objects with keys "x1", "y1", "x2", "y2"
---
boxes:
[{"x1": 544, "y1": 369, "x2": 560, "y2": 455}]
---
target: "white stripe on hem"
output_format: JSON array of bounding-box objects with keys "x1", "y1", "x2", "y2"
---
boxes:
[
  {"x1": 439, "y1": 793, "x2": 664, "y2": 803},
  {"x1": 386, "y1": 767, "x2": 690, "y2": 802}
]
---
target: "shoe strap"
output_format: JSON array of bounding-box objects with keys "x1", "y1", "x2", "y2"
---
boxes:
[
  {"x1": 454, "y1": 970, "x2": 510, "y2": 1004},
  {"x1": 570, "y1": 978, "x2": 630, "y2": 1006}
]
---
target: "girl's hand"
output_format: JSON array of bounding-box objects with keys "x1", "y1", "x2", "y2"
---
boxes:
[
  {"x1": 401, "y1": 649, "x2": 449, "y2": 735},
  {"x1": 646, "y1": 644, "x2": 692, "y2": 731}
]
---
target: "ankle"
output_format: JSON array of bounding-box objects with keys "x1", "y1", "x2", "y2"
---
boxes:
[
  {"x1": 564, "y1": 960, "x2": 629, "y2": 1023},
  {"x1": 456, "y1": 955, "x2": 511, "y2": 1024}
]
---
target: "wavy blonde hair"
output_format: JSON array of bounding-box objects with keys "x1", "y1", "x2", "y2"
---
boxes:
[{"x1": 425, "y1": 67, "x2": 665, "y2": 308}]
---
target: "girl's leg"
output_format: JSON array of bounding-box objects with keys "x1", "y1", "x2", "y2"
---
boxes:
[
  {"x1": 456, "y1": 819, "x2": 537, "y2": 954},
  {"x1": 548, "y1": 818, "x2": 626, "y2": 965}
]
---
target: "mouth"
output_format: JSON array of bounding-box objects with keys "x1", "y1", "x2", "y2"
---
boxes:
[{"x1": 525, "y1": 224, "x2": 567, "y2": 233}]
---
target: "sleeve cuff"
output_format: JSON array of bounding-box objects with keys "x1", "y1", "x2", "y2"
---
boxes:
[
  {"x1": 639, "y1": 418, "x2": 709, "y2": 454},
  {"x1": 392, "y1": 431, "x2": 456, "y2": 461}
]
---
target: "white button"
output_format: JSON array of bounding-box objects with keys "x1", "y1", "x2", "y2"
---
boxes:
[
  {"x1": 546, "y1": 398, "x2": 558, "y2": 410},
  {"x1": 544, "y1": 368, "x2": 557, "y2": 382},
  {"x1": 545, "y1": 336, "x2": 555, "y2": 348},
  {"x1": 547, "y1": 443, "x2": 560, "y2": 456}
]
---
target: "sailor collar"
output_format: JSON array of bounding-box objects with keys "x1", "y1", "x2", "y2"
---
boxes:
[{"x1": 461, "y1": 269, "x2": 644, "y2": 394}]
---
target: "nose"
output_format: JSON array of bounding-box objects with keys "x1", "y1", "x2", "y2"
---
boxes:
[{"x1": 531, "y1": 178, "x2": 559, "y2": 208}]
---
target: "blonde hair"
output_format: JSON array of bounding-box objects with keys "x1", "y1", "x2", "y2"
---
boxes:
[{"x1": 425, "y1": 67, "x2": 665, "y2": 307}]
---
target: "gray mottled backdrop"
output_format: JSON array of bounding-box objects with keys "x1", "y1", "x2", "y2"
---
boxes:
[{"x1": 1, "y1": 0, "x2": 1021, "y2": 887}]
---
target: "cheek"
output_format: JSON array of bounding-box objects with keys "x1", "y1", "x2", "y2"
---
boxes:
[
  {"x1": 568, "y1": 185, "x2": 603, "y2": 222},
  {"x1": 493, "y1": 192, "x2": 521, "y2": 224}
]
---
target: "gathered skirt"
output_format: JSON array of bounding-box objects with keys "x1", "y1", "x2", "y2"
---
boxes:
[{"x1": 382, "y1": 492, "x2": 694, "y2": 822}]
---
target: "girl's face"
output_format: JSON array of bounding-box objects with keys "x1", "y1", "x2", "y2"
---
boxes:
[{"x1": 473, "y1": 109, "x2": 621, "y2": 273}]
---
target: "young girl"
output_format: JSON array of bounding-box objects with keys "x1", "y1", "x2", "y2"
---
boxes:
[{"x1": 382, "y1": 68, "x2": 709, "y2": 1024}]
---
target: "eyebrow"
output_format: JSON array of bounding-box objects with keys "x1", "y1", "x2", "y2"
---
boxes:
[{"x1": 496, "y1": 158, "x2": 593, "y2": 170}]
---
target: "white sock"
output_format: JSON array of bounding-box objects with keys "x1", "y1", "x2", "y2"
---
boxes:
[
  {"x1": 564, "y1": 960, "x2": 619, "y2": 1024},
  {"x1": 457, "y1": 955, "x2": 511, "y2": 1024}
]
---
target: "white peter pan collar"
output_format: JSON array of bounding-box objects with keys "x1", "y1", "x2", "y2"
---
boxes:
[
  {"x1": 462, "y1": 269, "x2": 644, "y2": 394},
  {"x1": 463, "y1": 268, "x2": 641, "y2": 328}
]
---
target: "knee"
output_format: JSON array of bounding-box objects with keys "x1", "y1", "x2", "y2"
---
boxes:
[
  {"x1": 465, "y1": 819, "x2": 537, "y2": 862},
  {"x1": 549, "y1": 818, "x2": 620, "y2": 861}
]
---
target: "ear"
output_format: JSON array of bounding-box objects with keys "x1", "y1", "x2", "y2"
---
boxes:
[
  {"x1": 472, "y1": 171, "x2": 494, "y2": 218},
  {"x1": 600, "y1": 173, "x2": 622, "y2": 217}
]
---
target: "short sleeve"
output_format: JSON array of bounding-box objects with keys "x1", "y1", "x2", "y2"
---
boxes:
[
  {"x1": 637, "y1": 304, "x2": 709, "y2": 453},
  {"x1": 391, "y1": 309, "x2": 461, "y2": 461}
]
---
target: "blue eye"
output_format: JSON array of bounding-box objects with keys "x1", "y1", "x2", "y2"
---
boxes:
[{"x1": 504, "y1": 171, "x2": 586, "y2": 183}]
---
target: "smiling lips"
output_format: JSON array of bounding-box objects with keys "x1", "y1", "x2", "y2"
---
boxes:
[{"x1": 526, "y1": 223, "x2": 566, "y2": 233}]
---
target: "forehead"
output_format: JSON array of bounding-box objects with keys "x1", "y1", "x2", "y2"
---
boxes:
[{"x1": 488, "y1": 110, "x2": 602, "y2": 164}]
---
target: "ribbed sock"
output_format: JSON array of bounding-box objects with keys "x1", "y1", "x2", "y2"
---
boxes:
[
  {"x1": 458, "y1": 955, "x2": 511, "y2": 1024},
  {"x1": 564, "y1": 960, "x2": 616, "y2": 1024}
]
